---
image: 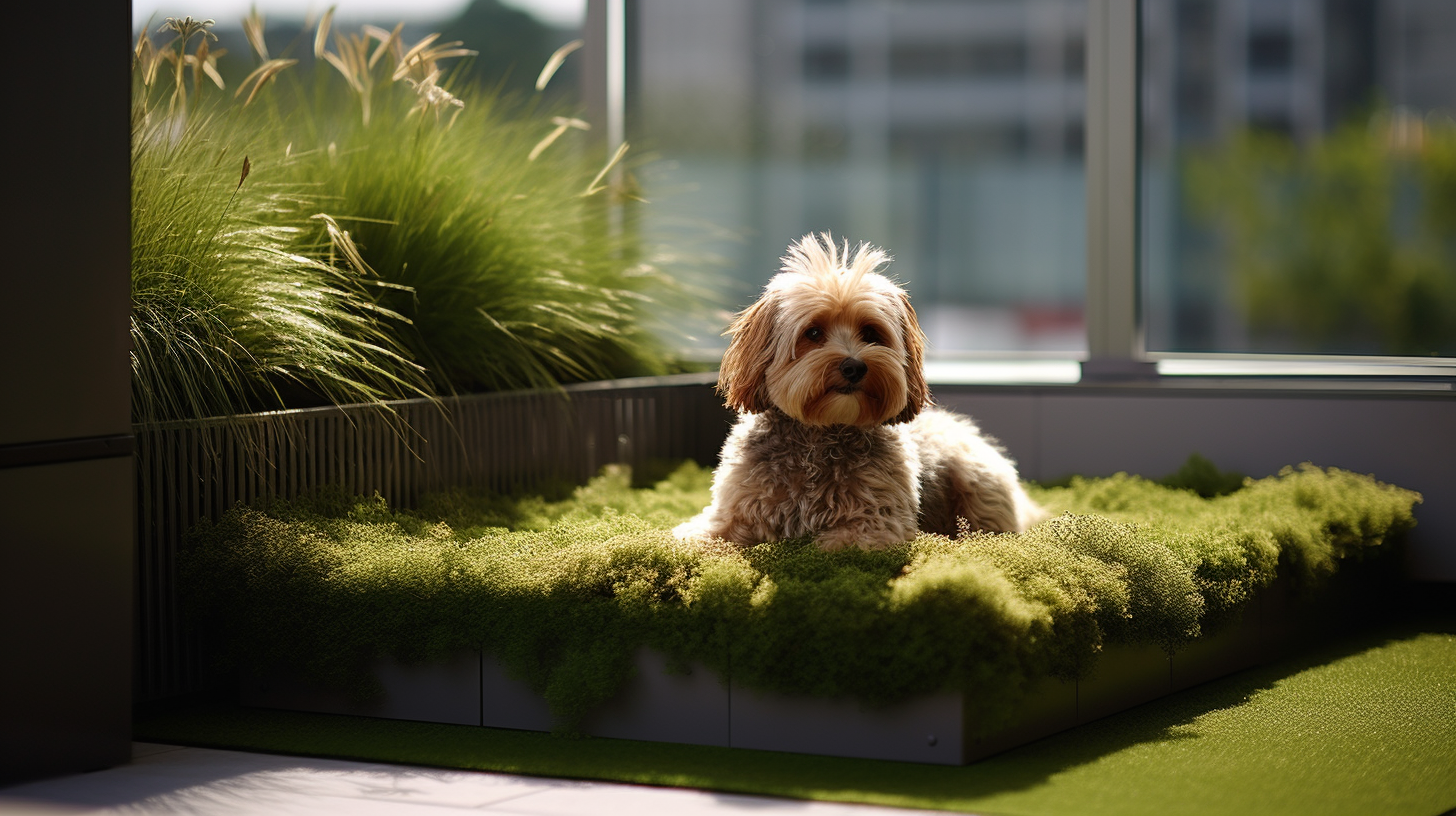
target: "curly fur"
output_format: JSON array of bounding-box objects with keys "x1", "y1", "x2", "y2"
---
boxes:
[{"x1": 675, "y1": 233, "x2": 1046, "y2": 550}]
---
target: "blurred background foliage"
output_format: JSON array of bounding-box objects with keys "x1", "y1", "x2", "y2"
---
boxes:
[{"x1": 1186, "y1": 110, "x2": 1456, "y2": 357}]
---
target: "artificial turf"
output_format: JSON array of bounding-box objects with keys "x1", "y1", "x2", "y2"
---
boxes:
[{"x1": 137, "y1": 609, "x2": 1456, "y2": 816}]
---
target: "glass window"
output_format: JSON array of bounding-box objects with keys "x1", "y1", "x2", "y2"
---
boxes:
[
  {"x1": 1141, "y1": 0, "x2": 1456, "y2": 358},
  {"x1": 633, "y1": 0, "x2": 1090, "y2": 357}
]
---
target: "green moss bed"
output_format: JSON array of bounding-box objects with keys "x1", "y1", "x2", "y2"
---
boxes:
[{"x1": 183, "y1": 457, "x2": 1421, "y2": 732}]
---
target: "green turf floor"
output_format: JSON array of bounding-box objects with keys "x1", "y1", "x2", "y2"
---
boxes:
[{"x1": 137, "y1": 614, "x2": 1456, "y2": 816}]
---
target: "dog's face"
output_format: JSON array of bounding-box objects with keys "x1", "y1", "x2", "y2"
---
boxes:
[{"x1": 719, "y1": 233, "x2": 928, "y2": 427}]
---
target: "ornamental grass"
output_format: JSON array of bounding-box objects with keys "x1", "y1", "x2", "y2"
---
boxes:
[{"x1": 131, "y1": 12, "x2": 699, "y2": 423}]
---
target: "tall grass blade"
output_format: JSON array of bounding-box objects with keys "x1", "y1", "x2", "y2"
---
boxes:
[{"x1": 536, "y1": 39, "x2": 583, "y2": 92}]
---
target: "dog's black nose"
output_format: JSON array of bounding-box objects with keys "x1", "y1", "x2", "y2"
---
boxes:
[{"x1": 839, "y1": 357, "x2": 867, "y2": 384}]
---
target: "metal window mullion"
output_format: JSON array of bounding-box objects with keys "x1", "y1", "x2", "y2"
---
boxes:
[
  {"x1": 606, "y1": 0, "x2": 626, "y2": 151},
  {"x1": 1083, "y1": 0, "x2": 1153, "y2": 379},
  {"x1": 584, "y1": 0, "x2": 628, "y2": 237}
]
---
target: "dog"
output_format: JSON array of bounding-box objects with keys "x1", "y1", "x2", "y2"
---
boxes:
[{"x1": 674, "y1": 233, "x2": 1046, "y2": 550}]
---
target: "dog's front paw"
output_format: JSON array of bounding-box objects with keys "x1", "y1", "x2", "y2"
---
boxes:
[{"x1": 672, "y1": 519, "x2": 706, "y2": 541}]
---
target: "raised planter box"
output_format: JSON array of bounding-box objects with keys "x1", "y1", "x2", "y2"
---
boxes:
[
  {"x1": 240, "y1": 579, "x2": 1300, "y2": 765},
  {"x1": 142, "y1": 377, "x2": 1453, "y2": 710},
  {"x1": 143, "y1": 374, "x2": 1442, "y2": 769},
  {"x1": 136, "y1": 375, "x2": 732, "y2": 702}
]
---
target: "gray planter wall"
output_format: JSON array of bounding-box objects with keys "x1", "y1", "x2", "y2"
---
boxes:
[
  {"x1": 935, "y1": 384, "x2": 1455, "y2": 580},
  {"x1": 241, "y1": 576, "x2": 1315, "y2": 765}
]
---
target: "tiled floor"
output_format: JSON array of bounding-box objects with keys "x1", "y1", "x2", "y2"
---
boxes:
[{"x1": 0, "y1": 743, "x2": 936, "y2": 815}]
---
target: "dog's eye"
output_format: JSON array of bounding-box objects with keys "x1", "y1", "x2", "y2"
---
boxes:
[
  {"x1": 860, "y1": 326, "x2": 883, "y2": 345},
  {"x1": 804, "y1": 326, "x2": 824, "y2": 342}
]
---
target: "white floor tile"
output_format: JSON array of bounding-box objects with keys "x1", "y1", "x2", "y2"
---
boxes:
[
  {"x1": 486, "y1": 782, "x2": 936, "y2": 815},
  {"x1": 0, "y1": 745, "x2": 934, "y2": 816}
]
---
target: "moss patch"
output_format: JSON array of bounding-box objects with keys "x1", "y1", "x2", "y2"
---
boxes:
[{"x1": 183, "y1": 459, "x2": 1420, "y2": 730}]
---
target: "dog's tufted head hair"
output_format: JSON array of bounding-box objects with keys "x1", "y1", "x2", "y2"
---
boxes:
[{"x1": 718, "y1": 233, "x2": 929, "y2": 426}]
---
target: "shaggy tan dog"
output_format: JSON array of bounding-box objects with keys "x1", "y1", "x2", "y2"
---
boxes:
[{"x1": 674, "y1": 233, "x2": 1046, "y2": 550}]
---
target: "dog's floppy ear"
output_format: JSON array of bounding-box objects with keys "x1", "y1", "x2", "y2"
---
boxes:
[
  {"x1": 718, "y1": 293, "x2": 778, "y2": 414},
  {"x1": 888, "y1": 291, "x2": 929, "y2": 424}
]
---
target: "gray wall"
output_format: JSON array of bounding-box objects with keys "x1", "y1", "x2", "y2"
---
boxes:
[
  {"x1": 0, "y1": 3, "x2": 133, "y2": 783},
  {"x1": 0, "y1": 462, "x2": 134, "y2": 782},
  {"x1": 937, "y1": 385, "x2": 1456, "y2": 581}
]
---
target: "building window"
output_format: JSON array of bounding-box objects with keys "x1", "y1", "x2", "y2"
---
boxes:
[
  {"x1": 804, "y1": 43, "x2": 852, "y2": 81},
  {"x1": 1247, "y1": 31, "x2": 1293, "y2": 74}
]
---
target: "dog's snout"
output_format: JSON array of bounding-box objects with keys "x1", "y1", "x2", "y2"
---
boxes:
[{"x1": 839, "y1": 357, "x2": 868, "y2": 384}]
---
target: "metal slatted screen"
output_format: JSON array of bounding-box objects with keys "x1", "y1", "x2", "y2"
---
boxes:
[{"x1": 133, "y1": 375, "x2": 731, "y2": 702}]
